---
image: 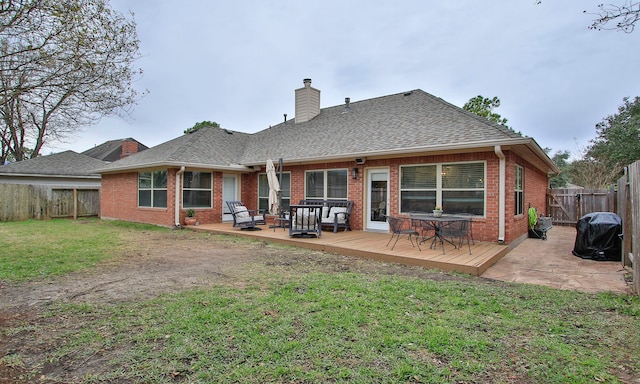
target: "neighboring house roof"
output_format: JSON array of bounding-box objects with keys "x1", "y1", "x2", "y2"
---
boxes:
[
  {"x1": 82, "y1": 138, "x2": 148, "y2": 162},
  {"x1": 96, "y1": 88, "x2": 559, "y2": 175},
  {"x1": 0, "y1": 150, "x2": 106, "y2": 179}
]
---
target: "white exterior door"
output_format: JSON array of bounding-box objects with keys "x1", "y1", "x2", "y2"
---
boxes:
[
  {"x1": 366, "y1": 168, "x2": 389, "y2": 231},
  {"x1": 222, "y1": 174, "x2": 238, "y2": 222}
]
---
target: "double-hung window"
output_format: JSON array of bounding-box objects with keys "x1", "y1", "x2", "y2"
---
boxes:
[
  {"x1": 400, "y1": 162, "x2": 485, "y2": 215},
  {"x1": 441, "y1": 162, "x2": 485, "y2": 215},
  {"x1": 305, "y1": 169, "x2": 348, "y2": 200},
  {"x1": 258, "y1": 172, "x2": 291, "y2": 211},
  {"x1": 400, "y1": 165, "x2": 437, "y2": 212},
  {"x1": 514, "y1": 165, "x2": 524, "y2": 216},
  {"x1": 183, "y1": 171, "x2": 212, "y2": 208},
  {"x1": 138, "y1": 170, "x2": 167, "y2": 208}
]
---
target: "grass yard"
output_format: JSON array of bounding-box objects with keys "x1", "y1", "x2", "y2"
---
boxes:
[{"x1": 1, "y1": 219, "x2": 639, "y2": 383}]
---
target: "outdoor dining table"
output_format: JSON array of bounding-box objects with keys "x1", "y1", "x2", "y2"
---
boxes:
[{"x1": 409, "y1": 213, "x2": 471, "y2": 250}]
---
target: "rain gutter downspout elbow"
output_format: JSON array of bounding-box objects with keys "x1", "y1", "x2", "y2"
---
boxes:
[
  {"x1": 494, "y1": 146, "x2": 506, "y2": 243},
  {"x1": 175, "y1": 166, "x2": 186, "y2": 227}
]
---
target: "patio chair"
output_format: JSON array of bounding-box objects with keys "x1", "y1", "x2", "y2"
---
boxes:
[
  {"x1": 226, "y1": 200, "x2": 267, "y2": 230},
  {"x1": 289, "y1": 204, "x2": 322, "y2": 237},
  {"x1": 439, "y1": 218, "x2": 472, "y2": 255},
  {"x1": 409, "y1": 212, "x2": 436, "y2": 245},
  {"x1": 457, "y1": 213, "x2": 476, "y2": 245},
  {"x1": 386, "y1": 216, "x2": 421, "y2": 251}
]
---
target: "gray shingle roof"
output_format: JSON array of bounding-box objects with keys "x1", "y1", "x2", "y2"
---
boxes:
[
  {"x1": 241, "y1": 89, "x2": 522, "y2": 163},
  {"x1": 82, "y1": 138, "x2": 148, "y2": 162},
  {"x1": 96, "y1": 88, "x2": 555, "y2": 173},
  {"x1": 0, "y1": 151, "x2": 106, "y2": 177},
  {"x1": 98, "y1": 126, "x2": 251, "y2": 172}
]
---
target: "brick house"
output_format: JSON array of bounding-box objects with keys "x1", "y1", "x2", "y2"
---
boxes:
[{"x1": 97, "y1": 79, "x2": 558, "y2": 244}]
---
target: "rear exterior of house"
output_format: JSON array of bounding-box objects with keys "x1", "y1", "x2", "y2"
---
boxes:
[{"x1": 99, "y1": 79, "x2": 557, "y2": 245}]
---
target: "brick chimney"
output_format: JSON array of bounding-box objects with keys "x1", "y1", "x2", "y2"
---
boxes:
[
  {"x1": 120, "y1": 139, "x2": 139, "y2": 159},
  {"x1": 294, "y1": 78, "x2": 320, "y2": 123}
]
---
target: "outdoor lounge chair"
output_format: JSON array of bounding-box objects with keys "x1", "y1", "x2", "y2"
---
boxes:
[
  {"x1": 289, "y1": 204, "x2": 322, "y2": 237},
  {"x1": 226, "y1": 200, "x2": 267, "y2": 230}
]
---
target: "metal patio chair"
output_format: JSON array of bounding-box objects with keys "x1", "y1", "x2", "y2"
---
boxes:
[{"x1": 386, "y1": 216, "x2": 421, "y2": 251}]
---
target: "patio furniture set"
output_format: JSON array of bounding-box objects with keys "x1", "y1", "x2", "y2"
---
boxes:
[
  {"x1": 226, "y1": 200, "x2": 473, "y2": 253},
  {"x1": 226, "y1": 199, "x2": 353, "y2": 238},
  {"x1": 386, "y1": 212, "x2": 474, "y2": 254}
]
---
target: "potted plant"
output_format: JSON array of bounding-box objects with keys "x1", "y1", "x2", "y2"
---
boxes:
[
  {"x1": 184, "y1": 209, "x2": 197, "y2": 226},
  {"x1": 433, "y1": 206, "x2": 443, "y2": 217}
]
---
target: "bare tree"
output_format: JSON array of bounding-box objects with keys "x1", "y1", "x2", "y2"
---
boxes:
[
  {"x1": 0, "y1": 0, "x2": 145, "y2": 163},
  {"x1": 586, "y1": 1, "x2": 640, "y2": 32},
  {"x1": 568, "y1": 158, "x2": 622, "y2": 188},
  {"x1": 535, "y1": 1, "x2": 639, "y2": 33}
]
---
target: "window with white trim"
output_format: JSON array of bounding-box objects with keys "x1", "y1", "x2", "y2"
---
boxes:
[
  {"x1": 138, "y1": 170, "x2": 167, "y2": 208},
  {"x1": 183, "y1": 171, "x2": 212, "y2": 208},
  {"x1": 400, "y1": 165, "x2": 437, "y2": 213},
  {"x1": 258, "y1": 172, "x2": 291, "y2": 211},
  {"x1": 400, "y1": 162, "x2": 485, "y2": 215},
  {"x1": 305, "y1": 169, "x2": 348, "y2": 200},
  {"x1": 515, "y1": 165, "x2": 524, "y2": 216}
]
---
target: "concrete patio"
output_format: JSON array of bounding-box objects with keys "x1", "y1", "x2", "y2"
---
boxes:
[{"x1": 481, "y1": 225, "x2": 630, "y2": 294}]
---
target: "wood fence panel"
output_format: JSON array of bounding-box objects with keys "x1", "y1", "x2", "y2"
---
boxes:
[
  {"x1": 77, "y1": 189, "x2": 100, "y2": 217},
  {"x1": 547, "y1": 188, "x2": 614, "y2": 225},
  {"x1": 0, "y1": 184, "x2": 99, "y2": 221},
  {"x1": 622, "y1": 161, "x2": 640, "y2": 294},
  {"x1": 51, "y1": 189, "x2": 74, "y2": 218},
  {"x1": 618, "y1": 177, "x2": 631, "y2": 268},
  {"x1": 0, "y1": 184, "x2": 50, "y2": 221}
]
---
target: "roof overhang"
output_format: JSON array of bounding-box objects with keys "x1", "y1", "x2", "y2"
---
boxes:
[
  {"x1": 0, "y1": 172, "x2": 101, "y2": 179},
  {"x1": 97, "y1": 161, "x2": 252, "y2": 174}
]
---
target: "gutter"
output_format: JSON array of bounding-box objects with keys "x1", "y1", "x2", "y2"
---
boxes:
[
  {"x1": 97, "y1": 162, "x2": 249, "y2": 174},
  {"x1": 494, "y1": 145, "x2": 506, "y2": 243},
  {"x1": 175, "y1": 166, "x2": 185, "y2": 227}
]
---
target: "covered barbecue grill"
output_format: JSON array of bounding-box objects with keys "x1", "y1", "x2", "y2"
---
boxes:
[{"x1": 572, "y1": 212, "x2": 622, "y2": 261}]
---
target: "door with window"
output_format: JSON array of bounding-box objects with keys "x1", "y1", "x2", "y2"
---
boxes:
[
  {"x1": 366, "y1": 169, "x2": 389, "y2": 231},
  {"x1": 222, "y1": 174, "x2": 238, "y2": 221}
]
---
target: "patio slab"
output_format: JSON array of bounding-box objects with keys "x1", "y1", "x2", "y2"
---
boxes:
[{"x1": 481, "y1": 225, "x2": 630, "y2": 294}]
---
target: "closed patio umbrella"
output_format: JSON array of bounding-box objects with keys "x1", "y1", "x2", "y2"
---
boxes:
[{"x1": 266, "y1": 159, "x2": 281, "y2": 215}]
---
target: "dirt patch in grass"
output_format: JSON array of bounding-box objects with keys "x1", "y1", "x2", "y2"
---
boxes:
[{"x1": 0, "y1": 228, "x2": 476, "y2": 383}]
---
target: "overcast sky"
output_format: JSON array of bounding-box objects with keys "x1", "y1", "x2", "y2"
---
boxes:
[{"x1": 49, "y1": 1, "x2": 640, "y2": 160}]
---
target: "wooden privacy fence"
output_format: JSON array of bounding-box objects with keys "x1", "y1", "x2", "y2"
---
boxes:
[
  {"x1": 0, "y1": 184, "x2": 100, "y2": 221},
  {"x1": 617, "y1": 161, "x2": 640, "y2": 295},
  {"x1": 547, "y1": 188, "x2": 616, "y2": 226}
]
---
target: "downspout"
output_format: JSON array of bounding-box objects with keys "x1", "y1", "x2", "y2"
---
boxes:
[
  {"x1": 175, "y1": 166, "x2": 185, "y2": 227},
  {"x1": 494, "y1": 146, "x2": 506, "y2": 243}
]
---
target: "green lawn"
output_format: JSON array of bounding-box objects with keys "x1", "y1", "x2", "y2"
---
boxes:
[
  {"x1": 0, "y1": 218, "x2": 163, "y2": 281},
  {"x1": 1, "y1": 219, "x2": 639, "y2": 383}
]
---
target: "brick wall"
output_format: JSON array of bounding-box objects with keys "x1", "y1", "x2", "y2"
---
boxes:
[
  {"x1": 101, "y1": 170, "x2": 176, "y2": 227},
  {"x1": 101, "y1": 150, "x2": 550, "y2": 243}
]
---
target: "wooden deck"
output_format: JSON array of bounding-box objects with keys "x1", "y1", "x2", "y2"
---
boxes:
[{"x1": 192, "y1": 223, "x2": 510, "y2": 276}]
